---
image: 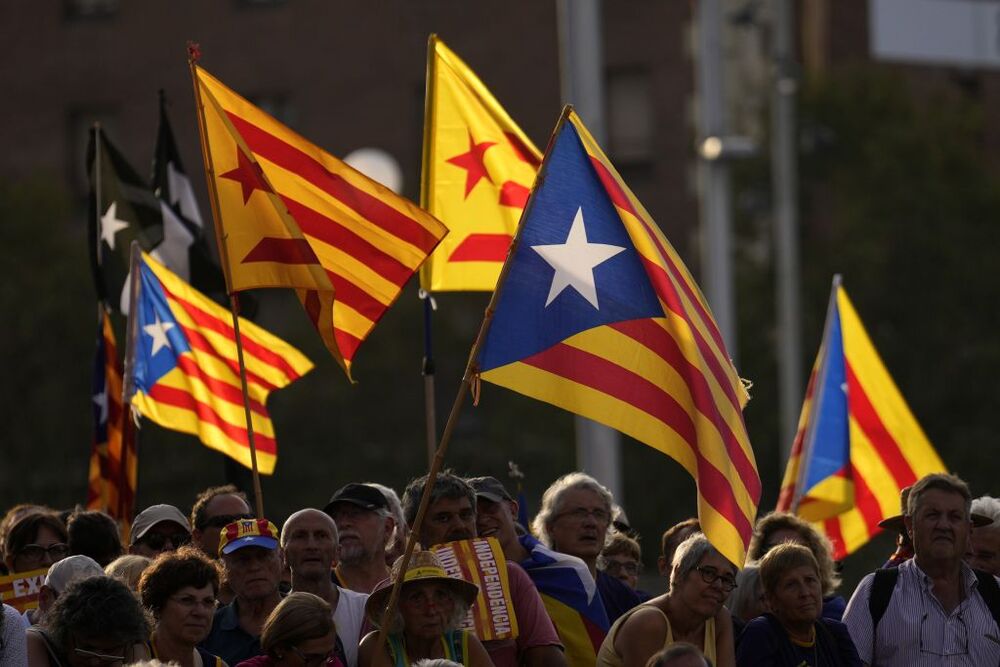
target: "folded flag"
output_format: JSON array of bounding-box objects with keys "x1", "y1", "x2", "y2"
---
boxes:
[
  {"x1": 191, "y1": 64, "x2": 448, "y2": 377},
  {"x1": 777, "y1": 277, "x2": 945, "y2": 558},
  {"x1": 420, "y1": 35, "x2": 541, "y2": 292},
  {"x1": 474, "y1": 109, "x2": 759, "y2": 567},
  {"x1": 130, "y1": 253, "x2": 313, "y2": 473},
  {"x1": 152, "y1": 90, "x2": 227, "y2": 300},
  {"x1": 86, "y1": 308, "x2": 137, "y2": 531}
]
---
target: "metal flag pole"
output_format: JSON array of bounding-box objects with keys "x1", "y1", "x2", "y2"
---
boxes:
[
  {"x1": 120, "y1": 242, "x2": 144, "y2": 532},
  {"x1": 373, "y1": 105, "x2": 574, "y2": 660},
  {"x1": 418, "y1": 34, "x2": 440, "y2": 468},
  {"x1": 187, "y1": 46, "x2": 265, "y2": 519}
]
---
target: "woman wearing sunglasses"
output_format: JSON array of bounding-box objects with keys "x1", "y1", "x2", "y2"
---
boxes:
[
  {"x1": 138, "y1": 547, "x2": 227, "y2": 667},
  {"x1": 598, "y1": 533, "x2": 737, "y2": 667},
  {"x1": 27, "y1": 575, "x2": 151, "y2": 667},
  {"x1": 235, "y1": 593, "x2": 344, "y2": 667}
]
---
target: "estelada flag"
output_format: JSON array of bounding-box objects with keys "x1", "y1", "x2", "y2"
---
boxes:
[
  {"x1": 191, "y1": 64, "x2": 448, "y2": 378},
  {"x1": 776, "y1": 276, "x2": 945, "y2": 558},
  {"x1": 419, "y1": 35, "x2": 541, "y2": 292},
  {"x1": 130, "y1": 253, "x2": 313, "y2": 474},
  {"x1": 86, "y1": 308, "x2": 137, "y2": 531},
  {"x1": 474, "y1": 108, "x2": 759, "y2": 567}
]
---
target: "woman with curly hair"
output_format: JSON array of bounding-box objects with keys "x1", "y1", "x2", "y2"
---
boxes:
[
  {"x1": 27, "y1": 575, "x2": 151, "y2": 667},
  {"x1": 138, "y1": 547, "x2": 226, "y2": 667},
  {"x1": 747, "y1": 512, "x2": 845, "y2": 621}
]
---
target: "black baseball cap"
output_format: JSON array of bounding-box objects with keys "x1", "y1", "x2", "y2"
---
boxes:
[
  {"x1": 323, "y1": 483, "x2": 389, "y2": 515},
  {"x1": 467, "y1": 476, "x2": 514, "y2": 503}
]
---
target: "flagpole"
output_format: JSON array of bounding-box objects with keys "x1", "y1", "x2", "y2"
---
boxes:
[
  {"x1": 188, "y1": 47, "x2": 266, "y2": 519},
  {"x1": 374, "y1": 105, "x2": 573, "y2": 658},
  {"x1": 419, "y1": 34, "x2": 440, "y2": 468},
  {"x1": 121, "y1": 242, "x2": 145, "y2": 534}
]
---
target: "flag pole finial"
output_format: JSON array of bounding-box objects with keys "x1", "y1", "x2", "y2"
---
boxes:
[{"x1": 187, "y1": 41, "x2": 202, "y2": 63}]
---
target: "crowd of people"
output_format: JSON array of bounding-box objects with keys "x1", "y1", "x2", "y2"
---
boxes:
[{"x1": 0, "y1": 470, "x2": 997, "y2": 667}]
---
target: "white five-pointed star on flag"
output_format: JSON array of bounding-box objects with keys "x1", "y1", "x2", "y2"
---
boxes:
[
  {"x1": 531, "y1": 207, "x2": 625, "y2": 309},
  {"x1": 92, "y1": 389, "x2": 108, "y2": 424},
  {"x1": 100, "y1": 201, "x2": 130, "y2": 251},
  {"x1": 143, "y1": 315, "x2": 175, "y2": 356}
]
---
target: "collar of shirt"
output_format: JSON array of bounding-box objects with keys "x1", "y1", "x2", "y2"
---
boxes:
[{"x1": 907, "y1": 559, "x2": 979, "y2": 611}]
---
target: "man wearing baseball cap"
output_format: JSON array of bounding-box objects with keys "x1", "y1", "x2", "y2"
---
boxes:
[
  {"x1": 202, "y1": 518, "x2": 282, "y2": 666},
  {"x1": 323, "y1": 483, "x2": 394, "y2": 593},
  {"x1": 128, "y1": 504, "x2": 191, "y2": 558}
]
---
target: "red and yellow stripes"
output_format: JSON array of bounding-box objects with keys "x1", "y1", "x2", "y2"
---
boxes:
[
  {"x1": 86, "y1": 310, "x2": 137, "y2": 534},
  {"x1": 132, "y1": 256, "x2": 313, "y2": 474},
  {"x1": 193, "y1": 65, "x2": 447, "y2": 376}
]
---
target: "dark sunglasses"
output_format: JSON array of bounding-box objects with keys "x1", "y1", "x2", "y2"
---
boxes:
[
  {"x1": 139, "y1": 531, "x2": 190, "y2": 550},
  {"x1": 203, "y1": 513, "x2": 255, "y2": 529}
]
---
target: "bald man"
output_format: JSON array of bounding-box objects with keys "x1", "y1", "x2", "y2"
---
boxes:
[{"x1": 281, "y1": 509, "x2": 369, "y2": 667}]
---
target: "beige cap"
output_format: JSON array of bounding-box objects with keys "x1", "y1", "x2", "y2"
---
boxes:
[
  {"x1": 130, "y1": 504, "x2": 191, "y2": 544},
  {"x1": 44, "y1": 555, "x2": 104, "y2": 594}
]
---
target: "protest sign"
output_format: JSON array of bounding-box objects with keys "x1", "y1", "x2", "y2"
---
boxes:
[
  {"x1": 433, "y1": 537, "x2": 518, "y2": 641},
  {"x1": 0, "y1": 568, "x2": 48, "y2": 612}
]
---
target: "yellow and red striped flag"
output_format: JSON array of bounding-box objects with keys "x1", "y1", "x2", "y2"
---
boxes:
[
  {"x1": 475, "y1": 109, "x2": 758, "y2": 566},
  {"x1": 130, "y1": 253, "x2": 313, "y2": 474},
  {"x1": 192, "y1": 65, "x2": 449, "y2": 377},
  {"x1": 420, "y1": 35, "x2": 541, "y2": 292},
  {"x1": 86, "y1": 308, "x2": 137, "y2": 532},
  {"x1": 776, "y1": 278, "x2": 945, "y2": 558}
]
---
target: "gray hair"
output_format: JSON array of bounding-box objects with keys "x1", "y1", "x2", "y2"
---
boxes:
[
  {"x1": 401, "y1": 471, "x2": 476, "y2": 527},
  {"x1": 280, "y1": 509, "x2": 338, "y2": 547},
  {"x1": 726, "y1": 561, "x2": 762, "y2": 621},
  {"x1": 671, "y1": 533, "x2": 732, "y2": 589},
  {"x1": 908, "y1": 473, "x2": 971, "y2": 518},
  {"x1": 531, "y1": 472, "x2": 613, "y2": 548},
  {"x1": 366, "y1": 482, "x2": 408, "y2": 554},
  {"x1": 386, "y1": 586, "x2": 470, "y2": 634},
  {"x1": 972, "y1": 496, "x2": 1000, "y2": 528}
]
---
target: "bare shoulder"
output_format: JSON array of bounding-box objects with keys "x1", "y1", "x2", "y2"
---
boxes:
[{"x1": 620, "y1": 605, "x2": 670, "y2": 635}]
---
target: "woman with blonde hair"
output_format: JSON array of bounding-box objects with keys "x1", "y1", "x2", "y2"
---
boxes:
[
  {"x1": 236, "y1": 592, "x2": 343, "y2": 667},
  {"x1": 106, "y1": 554, "x2": 152, "y2": 590},
  {"x1": 747, "y1": 513, "x2": 844, "y2": 620}
]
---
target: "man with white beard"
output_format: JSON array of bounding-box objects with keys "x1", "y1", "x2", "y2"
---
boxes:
[{"x1": 323, "y1": 483, "x2": 394, "y2": 593}]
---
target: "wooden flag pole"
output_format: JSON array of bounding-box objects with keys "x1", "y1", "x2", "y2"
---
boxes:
[
  {"x1": 188, "y1": 47, "x2": 265, "y2": 519},
  {"x1": 373, "y1": 105, "x2": 572, "y2": 659},
  {"x1": 418, "y1": 34, "x2": 440, "y2": 468}
]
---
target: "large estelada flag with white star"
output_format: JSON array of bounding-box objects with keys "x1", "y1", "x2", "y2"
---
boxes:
[
  {"x1": 474, "y1": 109, "x2": 760, "y2": 566},
  {"x1": 191, "y1": 64, "x2": 448, "y2": 378},
  {"x1": 776, "y1": 277, "x2": 945, "y2": 559},
  {"x1": 130, "y1": 253, "x2": 313, "y2": 474},
  {"x1": 419, "y1": 35, "x2": 541, "y2": 292}
]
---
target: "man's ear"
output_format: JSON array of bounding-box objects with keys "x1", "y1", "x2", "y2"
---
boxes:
[
  {"x1": 903, "y1": 514, "x2": 915, "y2": 542},
  {"x1": 506, "y1": 500, "x2": 520, "y2": 520},
  {"x1": 38, "y1": 586, "x2": 57, "y2": 613}
]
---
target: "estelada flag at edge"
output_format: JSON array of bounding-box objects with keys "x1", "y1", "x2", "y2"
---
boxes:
[
  {"x1": 419, "y1": 35, "x2": 541, "y2": 292},
  {"x1": 192, "y1": 65, "x2": 449, "y2": 378},
  {"x1": 130, "y1": 253, "x2": 313, "y2": 474},
  {"x1": 474, "y1": 108, "x2": 759, "y2": 567},
  {"x1": 776, "y1": 277, "x2": 945, "y2": 559}
]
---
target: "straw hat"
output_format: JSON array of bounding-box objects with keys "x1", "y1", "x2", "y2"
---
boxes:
[
  {"x1": 365, "y1": 550, "x2": 480, "y2": 626},
  {"x1": 878, "y1": 486, "x2": 992, "y2": 532}
]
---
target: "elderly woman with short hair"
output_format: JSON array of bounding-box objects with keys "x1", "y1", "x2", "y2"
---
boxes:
[
  {"x1": 736, "y1": 544, "x2": 860, "y2": 666},
  {"x1": 597, "y1": 533, "x2": 735, "y2": 667},
  {"x1": 747, "y1": 512, "x2": 844, "y2": 620},
  {"x1": 358, "y1": 551, "x2": 492, "y2": 667},
  {"x1": 138, "y1": 546, "x2": 226, "y2": 667}
]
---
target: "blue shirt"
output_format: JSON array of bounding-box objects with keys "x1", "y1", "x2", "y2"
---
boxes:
[{"x1": 202, "y1": 599, "x2": 264, "y2": 666}]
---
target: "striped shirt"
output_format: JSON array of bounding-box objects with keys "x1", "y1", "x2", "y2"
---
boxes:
[{"x1": 842, "y1": 559, "x2": 1000, "y2": 666}]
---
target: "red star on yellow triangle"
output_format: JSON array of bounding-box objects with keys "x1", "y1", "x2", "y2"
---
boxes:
[
  {"x1": 446, "y1": 131, "x2": 496, "y2": 198},
  {"x1": 220, "y1": 149, "x2": 271, "y2": 204}
]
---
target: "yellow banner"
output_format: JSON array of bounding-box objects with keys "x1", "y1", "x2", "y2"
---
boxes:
[
  {"x1": 433, "y1": 537, "x2": 518, "y2": 641},
  {"x1": 0, "y1": 568, "x2": 48, "y2": 612}
]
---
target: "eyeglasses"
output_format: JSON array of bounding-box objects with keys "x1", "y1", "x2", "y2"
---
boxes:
[
  {"x1": 603, "y1": 559, "x2": 640, "y2": 576},
  {"x1": 168, "y1": 594, "x2": 218, "y2": 610},
  {"x1": 203, "y1": 513, "x2": 254, "y2": 529},
  {"x1": 556, "y1": 508, "x2": 610, "y2": 523},
  {"x1": 694, "y1": 565, "x2": 738, "y2": 592},
  {"x1": 138, "y1": 532, "x2": 191, "y2": 551},
  {"x1": 290, "y1": 646, "x2": 333, "y2": 667},
  {"x1": 73, "y1": 647, "x2": 126, "y2": 664},
  {"x1": 17, "y1": 542, "x2": 69, "y2": 561}
]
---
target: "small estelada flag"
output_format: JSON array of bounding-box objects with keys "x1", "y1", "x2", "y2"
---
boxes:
[
  {"x1": 191, "y1": 64, "x2": 448, "y2": 378},
  {"x1": 432, "y1": 537, "x2": 518, "y2": 641},
  {"x1": 419, "y1": 35, "x2": 542, "y2": 292}
]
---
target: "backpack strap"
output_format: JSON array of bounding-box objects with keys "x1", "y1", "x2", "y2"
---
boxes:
[
  {"x1": 973, "y1": 568, "x2": 1000, "y2": 632},
  {"x1": 868, "y1": 567, "x2": 899, "y2": 660}
]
